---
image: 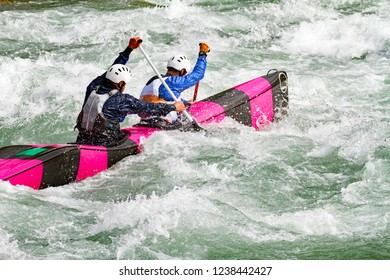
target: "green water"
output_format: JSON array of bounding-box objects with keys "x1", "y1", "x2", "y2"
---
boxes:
[{"x1": 0, "y1": 0, "x2": 390, "y2": 261}]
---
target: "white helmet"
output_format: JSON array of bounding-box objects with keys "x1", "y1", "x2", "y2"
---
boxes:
[
  {"x1": 106, "y1": 64, "x2": 132, "y2": 84},
  {"x1": 167, "y1": 54, "x2": 191, "y2": 73}
]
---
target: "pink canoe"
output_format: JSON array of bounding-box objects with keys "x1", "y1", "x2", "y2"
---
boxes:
[{"x1": 0, "y1": 70, "x2": 288, "y2": 190}]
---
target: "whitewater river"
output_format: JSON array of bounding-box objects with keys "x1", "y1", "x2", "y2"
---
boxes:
[{"x1": 0, "y1": 0, "x2": 389, "y2": 261}]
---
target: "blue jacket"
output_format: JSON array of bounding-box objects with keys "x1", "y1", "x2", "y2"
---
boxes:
[{"x1": 159, "y1": 56, "x2": 207, "y2": 101}]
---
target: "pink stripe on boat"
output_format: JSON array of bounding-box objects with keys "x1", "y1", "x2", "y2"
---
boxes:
[
  {"x1": 76, "y1": 147, "x2": 108, "y2": 181},
  {"x1": 123, "y1": 127, "x2": 159, "y2": 153},
  {"x1": 249, "y1": 89, "x2": 274, "y2": 129},
  {"x1": 125, "y1": 127, "x2": 159, "y2": 144},
  {"x1": 0, "y1": 158, "x2": 43, "y2": 190},
  {"x1": 189, "y1": 101, "x2": 226, "y2": 124},
  {"x1": 235, "y1": 76, "x2": 274, "y2": 129},
  {"x1": 234, "y1": 76, "x2": 272, "y2": 99}
]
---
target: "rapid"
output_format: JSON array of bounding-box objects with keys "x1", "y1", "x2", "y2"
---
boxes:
[{"x1": 0, "y1": 0, "x2": 390, "y2": 260}]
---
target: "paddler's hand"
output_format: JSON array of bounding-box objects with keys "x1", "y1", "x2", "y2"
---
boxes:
[
  {"x1": 173, "y1": 101, "x2": 186, "y2": 112},
  {"x1": 183, "y1": 99, "x2": 194, "y2": 109},
  {"x1": 129, "y1": 37, "x2": 143, "y2": 50},
  {"x1": 199, "y1": 42, "x2": 210, "y2": 57}
]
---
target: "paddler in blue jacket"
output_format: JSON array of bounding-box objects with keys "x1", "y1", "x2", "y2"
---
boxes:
[
  {"x1": 138, "y1": 42, "x2": 210, "y2": 127},
  {"x1": 75, "y1": 37, "x2": 185, "y2": 146}
]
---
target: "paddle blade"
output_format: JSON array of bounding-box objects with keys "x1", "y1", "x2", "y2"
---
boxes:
[{"x1": 190, "y1": 121, "x2": 203, "y2": 131}]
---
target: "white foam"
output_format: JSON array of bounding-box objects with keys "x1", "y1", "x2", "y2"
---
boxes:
[
  {"x1": 276, "y1": 13, "x2": 390, "y2": 59},
  {"x1": 0, "y1": 227, "x2": 28, "y2": 259},
  {"x1": 0, "y1": 58, "x2": 29, "y2": 123},
  {"x1": 90, "y1": 187, "x2": 218, "y2": 259},
  {"x1": 342, "y1": 158, "x2": 390, "y2": 205},
  {"x1": 1, "y1": 0, "x2": 390, "y2": 260},
  {"x1": 260, "y1": 207, "x2": 341, "y2": 236}
]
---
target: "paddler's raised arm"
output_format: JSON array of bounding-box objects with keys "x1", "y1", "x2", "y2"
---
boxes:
[
  {"x1": 113, "y1": 37, "x2": 143, "y2": 65},
  {"x1": 159, "y1": 42, "x2": 211, "y2": 101},
  {"x1": 84, "y1": 37, "x2": 143, "y2": 104}
]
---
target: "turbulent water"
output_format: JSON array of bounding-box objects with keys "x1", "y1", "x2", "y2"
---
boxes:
[{"x1": 0, "y1": 0, "x2": 389, "y2": 260}]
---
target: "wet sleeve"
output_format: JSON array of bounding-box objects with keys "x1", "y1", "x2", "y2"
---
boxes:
[
  {"x1": 120, "y1": 94, "x2": 176, "y2": 116},
  {"x1": 113, "y1": 47, "x2": 133, "y2": 65}
]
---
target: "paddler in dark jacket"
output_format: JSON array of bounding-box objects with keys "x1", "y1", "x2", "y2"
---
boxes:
[
  {"x1": 138, "y1": 42, "x2": 210, "y2": 125},
  {"x1": 75, "y1": 37, "x2": 185, "y2": 146}
]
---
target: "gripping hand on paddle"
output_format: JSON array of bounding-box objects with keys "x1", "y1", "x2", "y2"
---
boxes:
[
  {"x1": 199, "y1": 42, "x2": 210, "y2": 57},
  {"x1": 174, "y1": 101, "x2": 186, "y2": 112},
  {"x1": 129, "y1": 37, "x2": 143, "y2": 50}
]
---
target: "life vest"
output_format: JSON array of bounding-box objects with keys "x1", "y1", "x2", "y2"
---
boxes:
[
  {"x1": 140, "y1": 75, "x2": 166, "y2": 100},
  {"x1": 139, "y1": 76, "x2": 178, "y2": 123},
  {"x1": 76, "y1": 87, "x2": 126, "y2": 146}
]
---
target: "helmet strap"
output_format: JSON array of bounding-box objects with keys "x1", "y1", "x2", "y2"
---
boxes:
[
  {"x1": 117, "y1": 81, "x2": 126, "y2": 92},
  {"x1": 107, "y1": 79, "x2": 126, "y2": 92},
  {"x1": 166, "y1": 67, "x2": 182, "y2": 76}
]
